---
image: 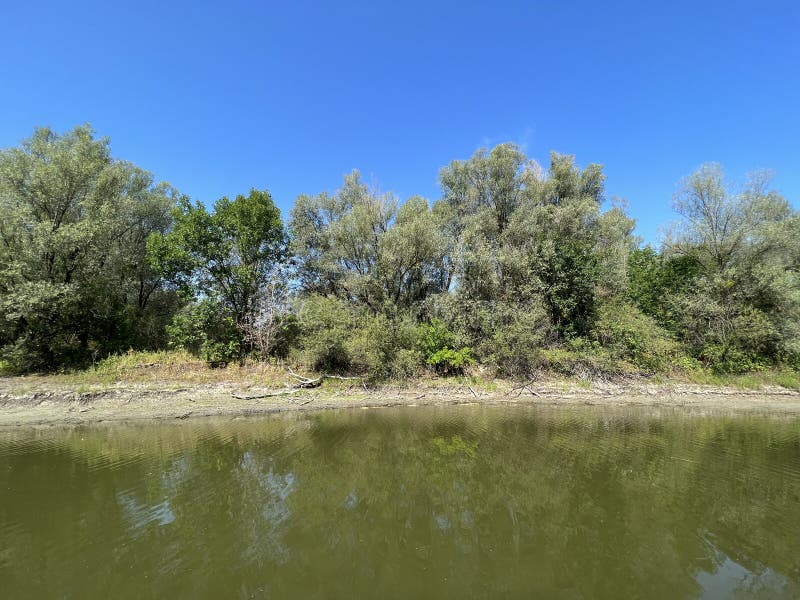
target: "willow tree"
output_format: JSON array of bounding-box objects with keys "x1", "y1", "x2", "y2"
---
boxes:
[
  {"x1": 289, "y1": 171, "x2": 450, "y2": 313},
  {"x1": 663, "y1": 164, "x2": 800, "y2": 370},
  {"x1": 435, "y1": 144, "x2": 635, "y2": 375},
  {"x1": 0, "y1": 125, "x2": 179, "y2": 371}
]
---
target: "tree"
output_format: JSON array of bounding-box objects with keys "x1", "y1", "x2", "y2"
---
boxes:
[
  {"x1": 663, "y1": 164, "x2": 800, "y2": 370},
  {"x1": 239, "y1": 263, "x2": 293, "y2": 360},
  {"x1": 148, "y1": 189, "x2": 285, "y2": 324},
  {"x1": 439, "y1": 143, "x2": 539, "y2": 236},
  {"x1": 627, "y1": 246, "x2": 701, "y2": 326},
  {"x1": 0, "y1": 125, "x2": 179, "y2": 370},
  {"x1": 148, "y1": 189, "x2": 286, "y2": 362},
  {"x1": 289, "y1": 171, "x2": 449, "y2": 313},
  {"x1": 437, "y1": 145, "x2": 634, "y2": 360}
]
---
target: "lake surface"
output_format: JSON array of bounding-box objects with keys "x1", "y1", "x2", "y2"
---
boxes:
[{"x1": 1, "y1": 405, "x2": 799, "y2": 599}]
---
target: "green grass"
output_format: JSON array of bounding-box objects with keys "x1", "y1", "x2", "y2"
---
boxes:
[
  {"x1": 13, "y1": 350, "x2": 289, "y2": 388},
  {"x1": 683, "y1": 368, "x2": 800, "y2": 390},
  {"x1": 2, "y1": 349, "x2": 798, "y2": 394}
]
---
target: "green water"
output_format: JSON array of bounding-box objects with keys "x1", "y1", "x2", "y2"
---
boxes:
[{"x1": 1, "y1": 406, "x2": 800, "y2": 599}]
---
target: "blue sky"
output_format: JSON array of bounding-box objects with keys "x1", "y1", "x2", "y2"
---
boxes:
[{"x1": 2, "y1": 0, "x2": 798, "y2": 244}]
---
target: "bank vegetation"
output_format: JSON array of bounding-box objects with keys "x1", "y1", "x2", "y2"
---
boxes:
[{"x1": 1, "y1": 125, "x2": 799, "y2": 390}]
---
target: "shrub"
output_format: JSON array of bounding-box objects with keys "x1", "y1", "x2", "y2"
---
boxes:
[
  {"x1": 427, "y1": 347, "x2": 475, "y2": 375},
  {"x1": 294, "y1": 295, "x2": 354, "y2": 373},
  {"x1": 591, "y1": 302, "x2": 681, "y2": 373},
  {"x1": 485, "y1": 302, "x2": 553, "y2": 378},
  {"x1": 539, "y1": 342, "x2": 629, "y2": 379},
  {"x1": 417, "y1": 319, "x2": 474, "y2": 375},
  {"x1": 166, "y1": 300, "x2": 242, "y2": 367}
]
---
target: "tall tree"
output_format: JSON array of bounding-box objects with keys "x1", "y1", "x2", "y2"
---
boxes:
[
  {"x1": 663, "y1": 164, "x2": 800, "y2": 369},
  {"x1": 438, "y1": 146, "x2": 633, "y2": 348},
  {"x1": 0, "y1": 125, "x2": 179, "y2": 370},
  {"x1": 289, "y1": 171, "x2": 449, "y2": 313},
  {"x1": 148, "y1": 188, "x2": 286, "y2": 326}
]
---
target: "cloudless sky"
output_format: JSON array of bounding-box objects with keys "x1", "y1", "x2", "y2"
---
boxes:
[{"x1": 2, "y1": 0, "x2": 798, "y2": 244}]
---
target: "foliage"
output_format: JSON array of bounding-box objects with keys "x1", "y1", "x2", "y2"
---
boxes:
[
  {"x1": 2, "y1": 126, "x2": 798, "y2": 380},
  {"x1": 166, "y1": 300, "x2": 242, "y2": 367},
  {"x1": 148, "y1": 188, "x2": 285, "y2": 324},
  {"x1": 590, "y1": 302, "x2": 681, "y2": 373},
  {"x1": 293, "y1": 295, "x2": 427, "y2": 379},
  {"x1": 0, "y1": 125, "x2": 178, "y2": 371},
  {"x1": 289, "y1": 172, "x2": 450, "y2": 313},
  {"x1": 148, "y1": 188, "x2": 286, "y2": 363},
  {"x1": 439, "y1": 146, "x2": 634, "y2": 342},
  {"x1": 293, "y1": 295, "x2": 355, "y2": 373},
  {"x1": 426, "y1": 347, "x2": 475, "y2": 375},
  {"x1": 238, "y1": 264, "x2": 293, "y2": 359},
  {"x1": 658, "y1": 165, "x2": 800, "y2": 372},
  {"x1": 416, "y1": 319, "x2": 474, "y2": 375},
  {"x1": 484, "y1": 302, "x2": 553, "y2": 377}
]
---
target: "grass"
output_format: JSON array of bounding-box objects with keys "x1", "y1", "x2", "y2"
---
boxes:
[
  {"x1": 682, "y1": 368, "x2": 800, "y2": 390},
  {"x1": 7, "y1": 350, "x2": 289, "y2": 388},
  {"x1": 2, "y1": 349, "x2": 799, "y2": 394}
]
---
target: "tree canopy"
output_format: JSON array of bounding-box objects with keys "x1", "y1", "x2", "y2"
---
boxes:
[
  {"x1": 0, "y1": 125, "x2": 179, "y2": 370},
  {"x1": 1, "y1": 125, "x2": 797, "y2": 377}
]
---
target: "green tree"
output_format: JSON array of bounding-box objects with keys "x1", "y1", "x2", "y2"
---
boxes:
[
  {"x1": 148, "y1": 189, "x2": 286, "y2": 361},
  {"x1": 289, "y1": 171, "x2": 449, "y2": 313},
  {"x1": 627, "y1": 246, "x2": 701, "y2": 326},
  {"x1": 0, "y1": 125, "x2": 179, "y2": 370},
  {"x1": 664, "y1": 164, "x2": 800, "y2": 370},
  {"x1": 437, "y1": 145, "x2": 634, "y2": 366}
]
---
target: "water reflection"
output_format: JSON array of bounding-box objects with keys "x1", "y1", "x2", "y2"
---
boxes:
[
  {"x1": 696, "y1": 542, "x2": 794, "y2": 599},
  {"x1": 1, "y1": 405, "x2": 799, "y2": 599}
]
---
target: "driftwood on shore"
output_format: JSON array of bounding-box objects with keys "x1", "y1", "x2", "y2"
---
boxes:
[
  {"x1": 231, "y1": 368, "x2": 363, "y2": 400},
  {"x1": 506, "y1": 381, "x2": 542, "y2": 397}
]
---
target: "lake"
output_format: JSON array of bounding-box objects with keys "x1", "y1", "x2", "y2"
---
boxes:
[{"x1": 1, "y1": 405, "x2": 799, "y2": 598}]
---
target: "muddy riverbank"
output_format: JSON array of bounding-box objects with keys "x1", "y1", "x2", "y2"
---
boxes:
[{"x1": 2, "y1": 377, "x2": 799, "y2": 426}]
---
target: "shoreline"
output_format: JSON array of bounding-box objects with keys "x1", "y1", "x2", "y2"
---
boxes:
[{"x1": 2, "y1": 377, "x2": 800, "y2": 427}]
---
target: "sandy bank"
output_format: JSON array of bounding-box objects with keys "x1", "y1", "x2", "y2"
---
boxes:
[{"x1": 2, "y1": 377, "x2": 800, "y2": 427}]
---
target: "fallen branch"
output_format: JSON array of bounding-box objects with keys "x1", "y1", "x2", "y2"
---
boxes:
[
  {"x1": 506, "y1": 381, "x2": 529, "y2": 395},
  {"x1": 287, "y1": 367, "x2": 323, "y2": 388},
  {"x1": 232, "y1": 369, "x2": 366, "y2": 400},
  {"x1": 523, "y1": 385, "x2": 542, "y2": 397},
  {"x1": 287, "y1": 367, "x2": 363, "y2": 388},
  {"x1": 506, "y1": 380, "x2": 541, "y2": 397}
]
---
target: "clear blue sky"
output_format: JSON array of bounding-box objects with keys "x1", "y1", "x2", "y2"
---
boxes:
[{"x1": 2, "y1": 0, "x2": 798, "y2": 244}]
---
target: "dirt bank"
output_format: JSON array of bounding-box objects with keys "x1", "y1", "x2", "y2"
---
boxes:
[{"x1": 2, "y1": 376, "x2": 800, "y2": 427}]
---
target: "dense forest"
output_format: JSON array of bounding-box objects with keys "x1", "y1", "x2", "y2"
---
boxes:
[{"x1": 1, "y1": 125, "x2": 798, "y2": 378}]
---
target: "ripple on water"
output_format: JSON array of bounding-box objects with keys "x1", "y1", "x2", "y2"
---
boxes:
[{"x1": 1, "y1": 405, "x2": 799, "y2": 599}]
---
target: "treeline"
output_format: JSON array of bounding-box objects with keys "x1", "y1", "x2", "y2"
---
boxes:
[{"x1": 1, "y1": 125, "x2": 798, "y2": 377}]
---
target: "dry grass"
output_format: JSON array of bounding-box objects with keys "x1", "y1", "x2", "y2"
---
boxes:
[
  {"x1": 2, "y1": 350, "x2": 798, "y2": 396},
  {"x1": 7, "y1": 350, "x2": 290, "y2": 388}
]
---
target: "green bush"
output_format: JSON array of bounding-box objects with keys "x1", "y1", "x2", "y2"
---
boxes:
[
  {"x1": 166, "y1": 300, "x2": 242, "y2": 367},
  {"x1": 392, "y1": 348, "x2": 425, "y2": 378},
  {"x1": 417, "y1": 319, "x2": 474, "y2": 375},
  {"x1": 426, "y1": 347, "x2": 475, "y2": 375},
  {"x1": 418, "y1": 319, "x2": 455, "y2": 358},
  {"x1": 591, "y1": 302, "x2": 681, "y2": 373},
  {"x1": 295, "y1": 296, "x2": 430, "y2": 379},
  {"x1": 539, "y1": 340, "x2": 629, "y2": 379},
  {"x1": 346, "y1": 312, "x2": 394, "y2": 377},
  {"x1": 294, "y1": 295, "x2": 354, "y2": 373},
  {"x1": 484, "y1": 302, "x2": 553, "y2": 378}
]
